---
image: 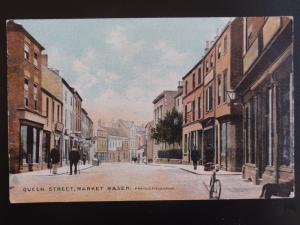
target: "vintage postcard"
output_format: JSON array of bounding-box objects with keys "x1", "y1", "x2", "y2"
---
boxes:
[{"x1": 7, "y1": 17, "x2": 294, "y2": 203}]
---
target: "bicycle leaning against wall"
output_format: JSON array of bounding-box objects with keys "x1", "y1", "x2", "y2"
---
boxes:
[{"x1": 209, "y1": 169, "x2": 222, "y2": 200}]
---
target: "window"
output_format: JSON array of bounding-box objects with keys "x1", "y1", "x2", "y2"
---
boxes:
[
  {"x1": 65, "y1": 91, "x2": 67, "y2": 102},
  {"x1": 24, "y1": 43, "x2": 29, "y2": 60},
  {"x1": 33, "y1": 84, "x2": 38, "y2": 110},
  {"x1": 33, "y1": 52, "x2": 38, "y2": 67},
  {"x1": 52, "y1": 101, "x2": 55, "y2": 122},
  {"x1": 198, "y1": 68, "x2": 202, "y2": 84},
  {"x1": 185, "y1": 81, "x2": 188, "y2": 95},
  {"x1": 206, "y1": 61, "x2": 209, "y2": 72},
  {"x1": 224, "y1": 36, "x2": 228, "y2": 54},
  {"x1": 192, "y1": 74, "x2": 195, "y2": 88},
  {"x1": 279, "y1": 76, "x2": 291, "y2": 166},
  {"x1": 24, "y1": 78, "x2": 29, "y2": 107},
  {"x1": 57, "y1": 105, "x2": 60, "y2": 122},
  {"x1": 184, "y1": 105, "x2": 187, "y2": 123},
  {"x1": 192, "y1": 100, "x2": 195, "y2": 121},
  {"x1": 223, "y1": 71, "x2": 228, "y2": 102},
  {"x1": 198, "y1": 96, "x2": 202, "y2": 119},
  {"x1": 250, "y1": 96, "x2": 257, "y2": 164},
  {"x1": 70, "y1": 96, "x2": 72, "y2": 106},
  {"x1": 206, "y1": 85, "x2": 213, "y2": 112},
  {"x1": 218, "y1": 45, "x2": 221, "y2": 59},
  {"x1": 65, "y1": 109, "x2": 67, "y2": 126},
  {"x1": 46, "y1": 97, "x2": 49, "y2": 117},
  {"x1": 267, "y1": 88, "x2": 273, "y2": 166},
  {"x1": 210, "y1": 55, "x2": 214, "y2": 67},
  {"x1": 217, "y1": 76, "x2": 221, "y2": 105}
]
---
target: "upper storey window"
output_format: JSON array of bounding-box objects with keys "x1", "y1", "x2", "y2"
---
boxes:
[{"x1": 24, "y1": 43, "x2": 30, "y2": 60}]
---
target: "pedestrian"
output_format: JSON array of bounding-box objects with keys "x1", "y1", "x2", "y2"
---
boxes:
[
  {"x1": 82, "y1": 151, "x2": 87, "y2": 165},
  {"x1": 50, "y1": 145, "x2": 60, "y2": 175},
  {"x1": 69, "y1": 147, "x2": 80, "y2": 175},
  {"x1": 191, "y1": 146, "x2": 200, "y2": 170}
]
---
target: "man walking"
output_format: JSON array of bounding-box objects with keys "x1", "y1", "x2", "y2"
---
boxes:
[
  {"x1": 191, "y1": 145, "x2": 200, "y2": 170},
  {"x1": 69, "y1": 147, "x2": 80, "y2": 175},
  {"x1": 50, "y1": 145, "x2": 60, "y2": 174}
]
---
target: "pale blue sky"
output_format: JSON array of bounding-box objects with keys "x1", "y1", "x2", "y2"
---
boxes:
[{"x1": 16, "y1": 18, "x2": 231, "y2": 125}]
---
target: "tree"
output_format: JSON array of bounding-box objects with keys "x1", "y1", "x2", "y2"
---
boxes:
[{"x1": 151, "y1": 108, "x2": 182, "y2": 148}]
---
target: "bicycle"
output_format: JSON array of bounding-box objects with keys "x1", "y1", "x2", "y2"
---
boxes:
[{"x1": 209, "y1": 170, "x2": 221, "y2": 200}]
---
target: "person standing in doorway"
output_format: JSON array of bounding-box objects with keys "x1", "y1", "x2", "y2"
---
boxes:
[
  {"x1": 191, "y1": 145, "x2": 200, "y2": 170},
  {"x1": 50, "y1": 145, "x2": 60, "y2": 174},
  {"x1": 69, "y1": 147, "x2": 80, "y2": 175}
]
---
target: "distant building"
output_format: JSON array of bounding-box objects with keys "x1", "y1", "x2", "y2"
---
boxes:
[
  {"x1": 152, "y1": 90, "x2": 177, "y2": 161},
  {"x1": 174, "y1": 81, "x2": 183, "y2": 113},
  {"x1": 105, "y1": 126, "x2": 129, "y2": 162},
  {"x1": 145, "y1": 121, "x2": 155, "y2": 163}
]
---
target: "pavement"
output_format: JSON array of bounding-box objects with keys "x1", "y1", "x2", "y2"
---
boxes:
[{"x1": 9, "y1": 162, "x2": 293, "y2": 203}]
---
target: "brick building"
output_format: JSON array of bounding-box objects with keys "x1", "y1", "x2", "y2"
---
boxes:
[
  {"x1": 97, "y1": 121, "x2": 108, "y2": 161},
  {"x1": 7, "y1": 20, "x2": 47, "y2": 173},
  {"x1": 236, "y1": 17, "x2": 293, "y2": 184},
  {"x1": 41, "y1": 63, "x2": 65, "y2": 166},
  {"x1": 182, "y1": 18, "x2": 244, "y2": 172}
]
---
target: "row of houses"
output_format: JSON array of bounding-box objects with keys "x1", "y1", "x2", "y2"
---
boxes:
[
  {"x1": 7, "y1": 20, "x2": 95, "y2": 173},
  {"x1": 96, "y1": 119, "x2": 146, "y2": 163},
  {"x1": 146, "y1": 16, "x2": 294, "y2": 185}
]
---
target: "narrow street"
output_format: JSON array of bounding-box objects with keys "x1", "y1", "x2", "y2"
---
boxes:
[{"x1": 10, "y1": 163, "x2": 265, "y2": 203}]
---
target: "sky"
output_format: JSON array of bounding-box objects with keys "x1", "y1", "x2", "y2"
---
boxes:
[{"x1": 16, "y1": 18, "x2": 231, "y2": 126}]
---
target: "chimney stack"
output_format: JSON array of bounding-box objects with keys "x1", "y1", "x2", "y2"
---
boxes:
[
  {"x1": 41, "y1": 54, "x2": 48, "y2": 67},
  {"x1": 204, "y1": 41, "x2": 210, "y2": 53}
]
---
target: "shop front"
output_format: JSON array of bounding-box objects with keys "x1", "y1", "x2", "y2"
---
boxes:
[{"x1": 19, "y1": 120, "x2": 44, "y2": 172}]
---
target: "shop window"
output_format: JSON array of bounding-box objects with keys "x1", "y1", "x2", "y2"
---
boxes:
[
  {"x1": 267, "y1": 88, "x2": 273, "y2": 166},
  {"x1": 20, "y1": 125, "x2": 40, "y2": 165},
  {"x1": 250, "y1": 96, "x2": 257, "y2": 164},
  {"x1": 279, "y1": 76, "x2": 291, "y2": 166}
]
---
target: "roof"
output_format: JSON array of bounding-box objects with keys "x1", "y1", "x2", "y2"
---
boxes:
[
  {"x1": 118, "y1": 119, "x2": 134, "y2": 128},
  {"x1": 182, "y1": 19, "x2": 234, "y2": 80},
  {"x1": 152, "y1": 90, "x2": 177, "y2": 104},
  {"x1": 7, "y1": 20, "x2": 45, "y2": 50},
  {"x1": 81, "y1": 108, "x2": 88, "y2": 115},
  {"x1": 104, "y1": 127, "x2": 128, "y2": 138},
  {"x1": 62, "y1": 78, "x2": 75, "y2": 93},
  {"x1": 41, "y1": 87, "x2": 63, "y2": 105},
  {"x1": 74, "y1": 91, "x2": 83, "y2": 101}
]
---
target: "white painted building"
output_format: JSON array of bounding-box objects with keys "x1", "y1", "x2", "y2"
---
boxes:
[{"x1": 62, "y1": 78, "x2": 75, "y2": 165}]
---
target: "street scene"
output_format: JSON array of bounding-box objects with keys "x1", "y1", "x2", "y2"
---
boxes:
[{"x1": 7, "y1": 17, "x2": 294, "y2": 202}]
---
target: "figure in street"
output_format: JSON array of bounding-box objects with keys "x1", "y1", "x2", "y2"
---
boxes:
[
  {"x1": 50, "y1": 145, "x2": 60, "y2": 174},
  {"x1": 191, "y1": 146, "x2": 200, "y2": 170},
  {"x1": 69, "y1": 147, "x2": 80, "y2": 175},
  {"x1": 82, "y1": 150, "x2": 87, "y2": 165}
]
